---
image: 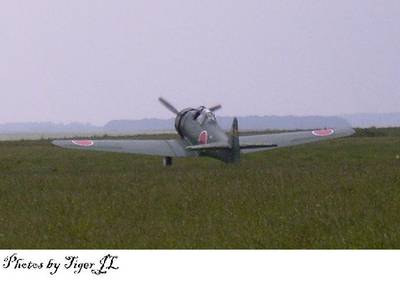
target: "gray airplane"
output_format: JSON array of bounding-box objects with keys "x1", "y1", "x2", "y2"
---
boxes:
[{"x1": 52, "y1": 97, "x2": 355, "y2": 166}]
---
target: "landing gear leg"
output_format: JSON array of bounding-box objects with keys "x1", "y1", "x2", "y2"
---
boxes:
[{"x1": 163, "y1": 156, "x2": 173, "y2": 167}]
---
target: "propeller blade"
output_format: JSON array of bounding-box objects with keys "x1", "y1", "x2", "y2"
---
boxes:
[
  {"x1": 158, "y1": 97, "x2": 179, "y2": 114},
  {"x1": 209, "y1": 104, "x2": 222, "y2": 112}
]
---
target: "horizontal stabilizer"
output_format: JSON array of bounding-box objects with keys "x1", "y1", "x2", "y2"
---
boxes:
[
  {"x1": 239, "y1": 143, "x2": 278, "y2": 149},
  {"x1": 186, "y1": 142, "x2": 277, "y2": 151},
  {"x1": 186, "y1": 142, "x2": 229, "y2": 151}
]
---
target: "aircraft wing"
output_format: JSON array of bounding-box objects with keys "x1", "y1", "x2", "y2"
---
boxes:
[
  {"x1": 52, "y1": 139, "x2": 196, "y2": 157},
  {"x1": 240, "y1": 127, "x2": 355, "y2": 154}
]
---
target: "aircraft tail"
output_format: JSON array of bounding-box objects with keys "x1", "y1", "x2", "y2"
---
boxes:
[
  {"x1": 229, "y1": 118, "x2": 277, "y2": 161},
  {"x1": 229, "y1": 117, "x2": 241, "y2": 163},
  {"x1": 186, "y1": 118, "x2": 276, "y2": 163},
  {"x1": 185, "y1": 118, "x2": 240, "y2": 162}
]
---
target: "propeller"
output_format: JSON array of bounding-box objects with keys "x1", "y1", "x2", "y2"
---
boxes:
[
  {"x1": 209, "y1": 104, "x2": 222, "y2": 112},
  {"x1": 159, "y1": 97, "x2": 222, "y2": 116},
  {"x1": 158, "y1": 97, "x2": 179, "y2": 115}
]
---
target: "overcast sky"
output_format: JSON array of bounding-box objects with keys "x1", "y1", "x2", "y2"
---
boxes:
[{"x1": 1, "y1": 1, "x2": 399, "y2": 125}]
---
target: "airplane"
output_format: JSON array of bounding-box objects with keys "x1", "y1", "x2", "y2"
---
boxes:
[{"x1": 52, "y1": 97, "x2": 355, "y2": 166}]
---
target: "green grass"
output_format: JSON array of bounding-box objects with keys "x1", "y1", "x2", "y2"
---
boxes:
[
  {"x1": 354, "y1": 127, "x2": 400, "y2": 137},
  {"x1": 0, "y1": 134, "x2": 399, "y2": 249}
]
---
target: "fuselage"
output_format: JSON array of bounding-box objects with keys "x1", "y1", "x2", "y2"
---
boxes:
[
  {"x1": 174, "y1": 107, "x2": 233, "y2": 162},
  {"x1": 175, "y1": 108, "x2": 228, "y2": 144}
]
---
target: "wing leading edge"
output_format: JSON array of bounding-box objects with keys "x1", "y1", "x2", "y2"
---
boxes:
[
  {"x1": 52, "y1": 139, "x2": 196, "y2": 157},
  {"x1": 240, "y1": 127, "x2": 355, "y2": 154}
]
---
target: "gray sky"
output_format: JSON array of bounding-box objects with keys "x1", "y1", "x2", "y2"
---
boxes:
[{"x1": 1, "y1": 1, "x2": 399, "y2": 125}]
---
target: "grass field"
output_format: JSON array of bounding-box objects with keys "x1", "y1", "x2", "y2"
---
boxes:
[{"x1": 0, "y1": 128, "x2": 399, "y2": 249}]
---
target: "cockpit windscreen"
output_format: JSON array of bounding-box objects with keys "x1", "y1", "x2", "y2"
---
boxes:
[{"x1": 197, "y1": 109, "x2": 216, "y2": 124}]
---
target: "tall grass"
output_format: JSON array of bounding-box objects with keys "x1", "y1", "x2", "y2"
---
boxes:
[{"x1": 0, "y1": 133, "x2": 399, "y2": 248}]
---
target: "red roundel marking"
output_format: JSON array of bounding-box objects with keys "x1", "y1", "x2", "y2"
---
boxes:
[
  {"x1": 198, "y1": 131, "x2": 208, "y2": 144},
  {"x1": 72, "y1": 140, "x2": 94, "y2": 147},
  {"x1": 312, "y1": 129, "x2": 335, "y2": 137}
]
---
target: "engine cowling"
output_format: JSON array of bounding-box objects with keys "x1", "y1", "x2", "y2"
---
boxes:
[{"x1": 174, "y1": 108, "x2": 193, "y2": 137}]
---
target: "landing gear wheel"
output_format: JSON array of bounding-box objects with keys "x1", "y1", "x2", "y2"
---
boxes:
[{"x1": 163, "y1": 156, "x2": 173, "y2": 167}]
